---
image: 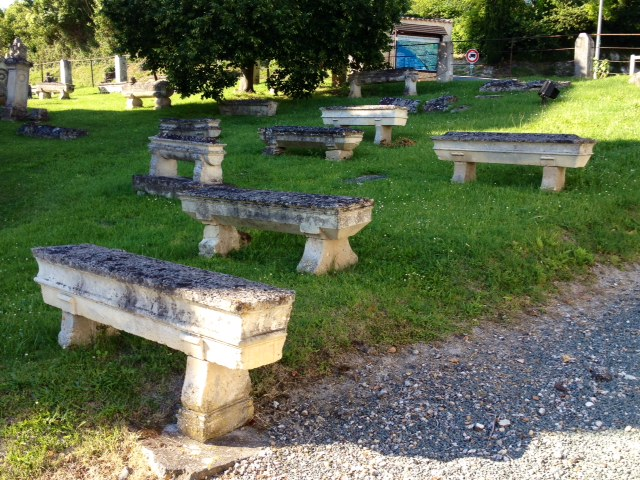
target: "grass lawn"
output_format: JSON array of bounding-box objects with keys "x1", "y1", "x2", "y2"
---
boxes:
[{"x1": 1, "y1": 76, "x2": 639, "y2": 478}]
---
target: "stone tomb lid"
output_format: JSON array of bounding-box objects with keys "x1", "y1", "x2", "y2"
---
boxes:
[
  {"x1": 320, "y1": 105, "x2": 408, "y2": 111},
  {"x1": 32, "y1": 244, "x2": 294, "y2": 312},
  {"x1": 432, "y1": 132, "x2": 595, "y2": 144},
  {"x1": 179, "y1": 184, "x2": 374, "y2": 211},
  {"x1": 154, "y1": 132, "x2": 220, "y2": 144},
  {"x1": 261, "y1": 126, "x2": 364, "y2": 136}
]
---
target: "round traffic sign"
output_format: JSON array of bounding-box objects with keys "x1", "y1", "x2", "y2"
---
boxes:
[{"x1": 465, "y1": 49, "x2": 480, "y2": 64}]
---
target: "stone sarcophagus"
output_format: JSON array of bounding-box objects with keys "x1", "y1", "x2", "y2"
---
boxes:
[
  {"x1": 259, "y1": 126, "x2": 365, "y2": 161},
  {"x1": 218, "y1": 100, "x2": 277, "y2": 116},
  {"x1": 320, "y1": 105, "x2": 409, "y2": 145},
  {"x1": 178, "y1": 184, "x2": 374, "y2": 274},
  {"x1": 347, "y1": 69, "x2": 419, "y2": 98},
  {"x1": 147, "y1": 133, "x2": 226, "y2": 184},
  {"x1": 121, "y1": 79, "x2": 174, "y2": 110},
  {"x1": 432, "y1": 131, "x2": 597, "y2": 192},
  {"x1": 32, "y1": 244, "x2": 295, "y2": 442},
  {"x1": 159, "y1": 118, "x2": 221, "y2": 139},
  {"x1": 33, "y1": 82, "x2": 74, "y2": 100}
]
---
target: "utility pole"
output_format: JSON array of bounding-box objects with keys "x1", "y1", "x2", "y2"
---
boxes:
[{"x1": 593, "y1": 0, "x2": 604, "y2": 79}]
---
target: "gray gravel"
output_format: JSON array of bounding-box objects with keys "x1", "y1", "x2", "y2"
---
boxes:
[{"x1": 218, "y1": 265, "x2": 640, "y2": 479}]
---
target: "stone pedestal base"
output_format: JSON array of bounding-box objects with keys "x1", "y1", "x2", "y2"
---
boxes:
[
  {"x1": 155, "y1": 97, "x2": 172, "y2": 109},
  {"x1": 199, "y1": 224, "x2": 246, "y2": 257},
  {"x1": 374, "y1": 125, "x2": 393, "y2": 145},
  {"x1": 325, "y1": 149, "x2": 353, "y2": 161},
  {"x1": 177, "y1": 357, "x2": 254, "y2": 442},
  {"x1": 58, "y1": 311, "x2": 98, "y2": 348},
  {"x1": 297, "y1": 237, "x2": 358, "y2": 274},
  {"x1": 541, "y1": 166, "x2": 566, "y2": 192},
  {"x1": 452, "y1": 161, "x2": 477, "y2": 183},
  {"x1": 126, "y1": 96, "x2": 143, "y2": 109}
]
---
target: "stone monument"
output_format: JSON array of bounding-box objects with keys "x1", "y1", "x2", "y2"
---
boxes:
[
  {"x1": 574, "y1": 33, "x2": 594, "y2": 78},
  {"x1": 2, "y1": 37, "x2": 32, "y2": 120},
  {"x1": 115, "y1": 55, "x2": 128, "y2": 83},
  {"x1": 60, "y1": 59, "x2": 72, "y2": 85}
]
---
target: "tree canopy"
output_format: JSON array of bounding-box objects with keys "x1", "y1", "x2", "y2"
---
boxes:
[{"x1": 100, "y1": 0, "x2": 410, "y2": 99}]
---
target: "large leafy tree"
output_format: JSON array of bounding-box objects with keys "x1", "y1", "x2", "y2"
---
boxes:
[{"x1": 101, "y1": 0, "x2": 409, "y2": 99}]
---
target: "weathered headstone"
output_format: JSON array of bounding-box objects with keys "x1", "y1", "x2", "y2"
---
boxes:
[
  {"x1": 2, "y1": 37, "x2": 32, "y2": 120},
  {"x1": 60, "y1": 59, "x2": 72, "y2": 85},
  {"x1": 115, "y1": 55, "x2": 128, "y2": 83},
  {"x1": 574, "y1": 33, "x2": 594, "y2": 78},
  {"x1": 0, "y1": 59, "x2": 7, "y2": 105}
]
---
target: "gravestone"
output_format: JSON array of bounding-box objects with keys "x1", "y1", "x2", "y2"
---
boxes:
[
  {"x1": 2, "y1": 37, "x2": 32, "y2": 121},
  {"x1": 60, "y1": 59, "x2": 72, "y2": 85},
  {"x1": 574, "y1": 33, "x2": 594, "y2": 78},
  {"x1": 115, "y1": 55, "x2": 128, "y2": 83},
  {"x1": 0, "y1": 59, "x2": 7, "y2": 105}
]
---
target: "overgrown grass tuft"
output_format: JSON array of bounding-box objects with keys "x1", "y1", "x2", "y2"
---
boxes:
[{"x1": 1, "y1": 76, "x2": 639, "y2": 478}]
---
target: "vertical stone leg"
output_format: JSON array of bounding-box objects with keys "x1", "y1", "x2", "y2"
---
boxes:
[
  {"x1": 59, "y1": 90, "x2": 70, "y2": 100},
  {"x1": 39, "y1": 91, "x2": 51, "y2": 100},
  {"x1": 149, "y1": 153, "x2": 178, "y2": 177},
  {"x1": 451, "y1": 161, "x2": 476, "y2": 184},
  {"x1": 177, "y1": 357, "x2": 254, "y2": 442},
  {"x1": 263, "y1": 143, "x2": 285, "y2": 156},
  {"x1": 374, "y1": 125, "x2": 392, "y2": 145},
  {"x1": 58, "y1": 311, "x2": 98, "y2": 348},
  {"x1": 325, "y1": 149, "x2": 353, "y2": 161},
  {"x1": 541, "y1": 166, "x2": 566, "y2": 192},
  {"x1": 404, "y1": 78, "x2": 418, "y2": 96},
  {"x1": 199, "y1": 223, "x2": 245, "y2": 257},
  {"x1": 194, "y1": 156, "x2": 223, "y2": 184},
  {"x1": 154, "y1": 97, "x2": 172, "y2": 109},
  {"x1": 297, "y1": 237, "x2": 358, "y2": 274},
  {"x1": 348, "y1": 81, "x2": 362, "y2": 98},
  {"x1": 126, "y1": 95, "x2": 143, "y2": 109}
]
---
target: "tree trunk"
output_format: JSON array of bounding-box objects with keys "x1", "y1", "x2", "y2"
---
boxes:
[{"x1": 239, "y1": 66, "x2": 256, "y2": 93}]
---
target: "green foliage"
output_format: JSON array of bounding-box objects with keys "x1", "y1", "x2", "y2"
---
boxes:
[
  {"x1": 100, "y1": 0, "x2": 409, "y2": 99},
  {"x1": 593, "y1": 58, "x2": 611, "y2": 78}
]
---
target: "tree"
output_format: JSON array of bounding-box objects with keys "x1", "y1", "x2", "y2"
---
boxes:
[{"x1": 101, "y1": 0, "x2": 409, "y2": 99}]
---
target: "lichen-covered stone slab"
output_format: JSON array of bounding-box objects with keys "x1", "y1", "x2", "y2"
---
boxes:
[
  {"x1": 219, "y1": 100, "x2": 277, "y2": 116},
  {"x1": 178, "y1": 184, "x2": 374, "y2": 274},
  {"x1": 159, "y1": 118, "x2": 221, "y2": 139},
  {"x1": 148, "y1": 134, "x2": 226, "y2": 184},
  {"x1": 432, "y1": 131, "x2": 596, "y2": 191},
  {"x1": 32, "y1": 244, "x2": 295, "y2": 369},
  {"x1": 259, "y1": 126, "x2": 365, "y2": 160},
  {"x1": 320, "y1": 106, "x2": 408, "y2": 144},
  {"x1": 32, "y1": 244, "x2": 296, "y2": 442}
]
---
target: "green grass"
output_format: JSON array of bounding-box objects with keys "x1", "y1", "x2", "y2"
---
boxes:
[{"x1": 1, "y1": 76, "x2": 640, "y2": 478}]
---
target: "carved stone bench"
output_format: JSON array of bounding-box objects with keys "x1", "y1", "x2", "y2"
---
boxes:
[
  {"x1": 121, "y1": 79, "x2": 174, "y2": 110},
  {"x1": 143, "y1": 133, "x2": 226, "y2": 186},
  {"x1": 432, "y1": 132, "x2": 597, "y2": 191},
  {"x1": 159, "y1": 118, "x2": 221, "y2": 139},
  {"x1": 178, "y1": 184, "x2": 374, "y2": 274},
  {"x1": 347, "y1": 69, "x2": 419, "y2": 98},
  {"x1": 32, "y1": 244, "x2": 295, "y2": 442},
  {"x1": 320, "y1": 105, "x2": 409, "y2": 145},
  {"x1": 259, "y1": 126, "x2": 364, "y2": 161},
  {"x1": 219, "y1": 100, "x2": 277, "y2": 116},
  {"x1": 33, "y1": 82, "x2": 74, "y2": 100}
]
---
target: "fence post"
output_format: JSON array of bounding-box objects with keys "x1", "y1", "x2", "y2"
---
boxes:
[
  {"x1": 40, "y1": 63, "x2": 44, "y2": 82},
  {"x1": 90, "y1": 60, "x2": 94, "y2": 87},
  {"x1": 630, "y1": 55, "x2": 637, "y2": 76}
]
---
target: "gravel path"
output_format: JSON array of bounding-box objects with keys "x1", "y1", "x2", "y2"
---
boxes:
[{"x1": 219, "y1": 265, "x2": 640, "y2": 480}]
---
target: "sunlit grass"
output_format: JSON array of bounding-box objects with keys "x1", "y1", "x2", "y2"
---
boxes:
[{"x1": 1, "y1": 76, "x2": 639, "y2": 478}]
